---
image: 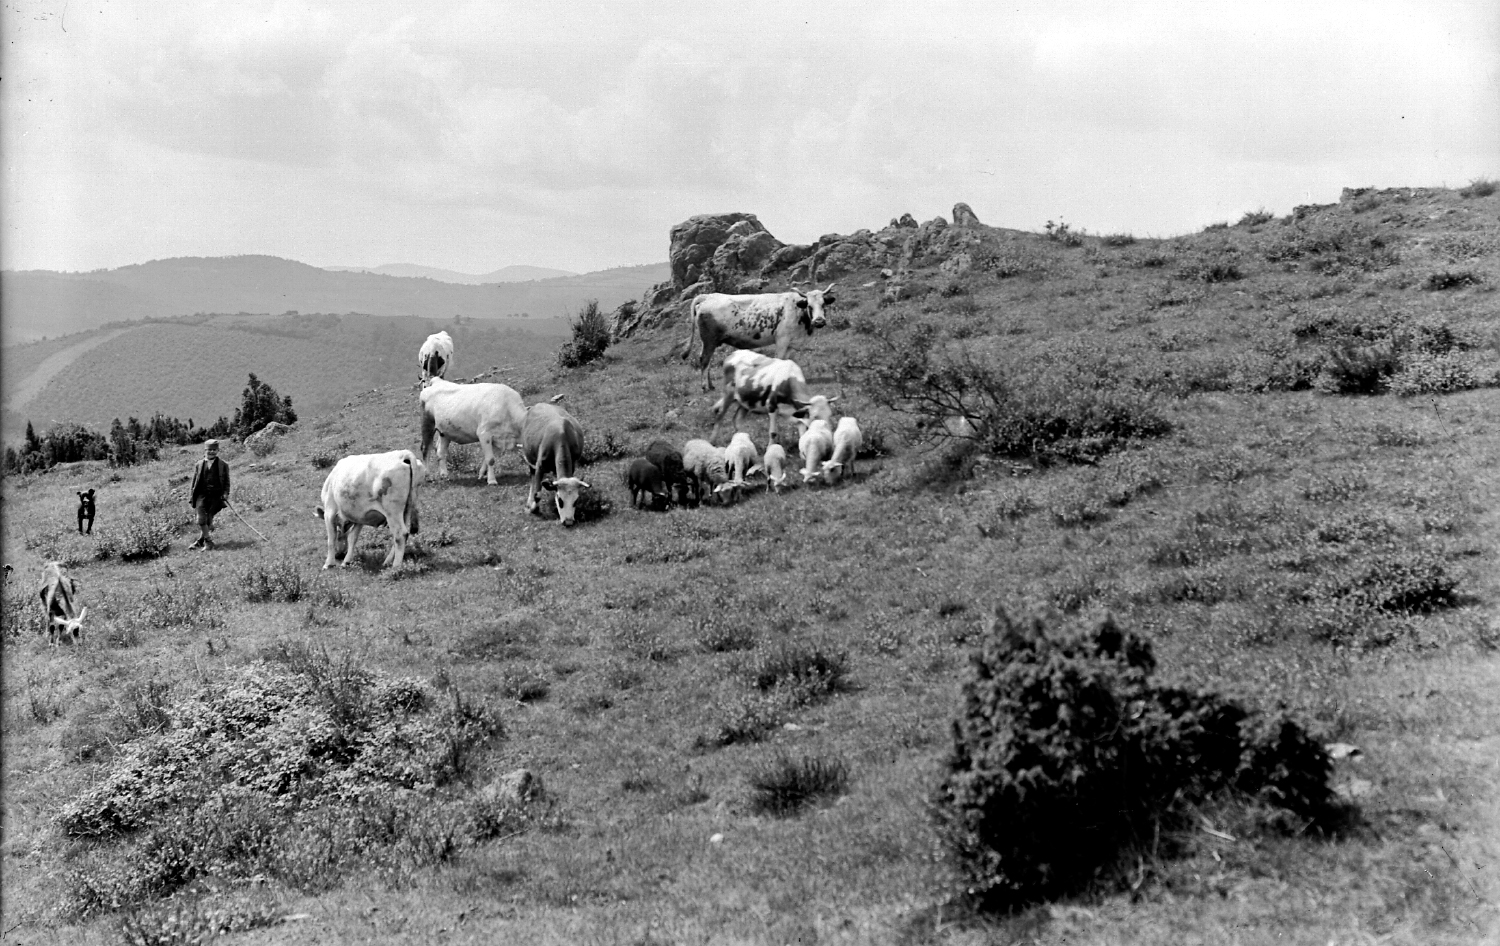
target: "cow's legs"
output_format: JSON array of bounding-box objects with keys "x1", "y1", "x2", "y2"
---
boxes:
[
  {"x1": 322, "y1": 517, "x2": 341, "y2": 569},
  {"x1": 434, "y1": 433, "x2": 449, "y2": 478},
  {"x1": 387, "y1": 526, "x2": 407, "y2": 568},
  {"x1": 340, "y1": 525, "x2": 364, "y2": 567},
  {"x1": 478, "y1": 436, "x2": 499, "y2": 485}
]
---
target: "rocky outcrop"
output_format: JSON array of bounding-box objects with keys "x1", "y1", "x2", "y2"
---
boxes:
[
  {"x1": 952, "y1": 203, "x2": 982, "y2": 227},
  {"x1": 245, "y1": 421, "x2": 293, "y2": 457},
  {"x1": 668, "y1": 213, "x2": 784, "y2": 294}
]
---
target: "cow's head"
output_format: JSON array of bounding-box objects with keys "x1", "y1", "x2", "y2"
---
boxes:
[
  {"x1": 316, "y1": 506, "x2": 354, "y2": 559},
  {"x1": 51, "y1": 607, "x2": 87, "y2": 646},
  {"x1": 794, "y1": 283, "x2": 837, "y2": 331},
  {"x1": 542, "y1": 476, "x2": 591, "y2": 527}
]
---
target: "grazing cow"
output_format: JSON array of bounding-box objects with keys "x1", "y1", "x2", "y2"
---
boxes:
[
  {"x1": 77, "y1": 489, "x2": 96, "y2": 534},
  {"x1": 820, "y1": 417, "x2": 864, "y2": 484},
  {"x1": 711, "y1": 351, "x2": 836, "y2": 444},
  {"x1": 798, "y1": 419, "x2": 835, "y2": 486},
  {"x1": 758, "y1": 443, "x2": 790, "y2": 493},
  {"x1": 419, "y1": 331, "x2": 455, "y2": 381},
  {"x1": 723, "y1": 432, "x2": 760, "y2": 488},
  {"x1": 682, "y1": 285, "x2": 837, "y2": 390},
  {"x1": 520, "y1": 403, "x2": 589, "y2": 527},
  {"x1": 644, "y1": 440, "x2": 691, "y2": 506},
  {"x1": 315, "y1": 450, "x2": 425, "y2": 569},
  {"x1": 37, "y1": 561, "x2": 87, "y2": 645},
  {"x1": 419, "y1": 378, "x2": 527, "y2": 485},
  {"x1": 626, "y1": 458, "x2": 671, "y2": 510},
  {"x1": 682, "y1": 438, "x2": 738, "y2": 505}
]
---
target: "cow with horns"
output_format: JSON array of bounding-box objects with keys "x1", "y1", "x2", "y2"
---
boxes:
[{"x1": 681, "y1": 285, "x2": 836, "y2": 390}]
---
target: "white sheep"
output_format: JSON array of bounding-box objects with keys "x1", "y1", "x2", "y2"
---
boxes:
[
  {"x1": 820, "y1": 416, "x2": 863, "y2": 484},
  {"x1": 756, "y1": 443, "x2": 790, "y2": 493},
  {"x1": 797, "y1": 419, "x2": 835, "y2": 486},
  {"x1": 681, "y1": 438, "x2": 738, "y2": 505},
  {"x1": 724, "y1": 432, "x2": 761, "y2": 487}
]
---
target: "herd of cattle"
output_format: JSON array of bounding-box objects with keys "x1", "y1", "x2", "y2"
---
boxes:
[{"x1": 25, "y1": 285, "x2": 859, "y2": 644}]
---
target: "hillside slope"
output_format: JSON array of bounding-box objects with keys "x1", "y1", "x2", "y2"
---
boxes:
[
  {"x1": 2, "y1": 313, "x2": 568, "y2": 436},
  {"x1": 0, "y1": 256, "x2": 667, "y2": 343},
  {"x1": 324, "y1": 263, "x2": 577, "y2": 283},
  {"x1": 2, "y1": 183, "x2": 1497, "y2": 945}
]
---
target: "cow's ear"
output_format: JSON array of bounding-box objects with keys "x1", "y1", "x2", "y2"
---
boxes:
[
  {"x1": 541, "y1": 478, "x2": 557, "y2": 491},
  {"x1": 795, "y1": 296, "x2": 809, "y2": 309},
  {"x1": 315, "y1": 506, "x2": 326, "y2": 519},
  {"x1": 823, "y1": 294, "x2": 836, "y2": 306}
]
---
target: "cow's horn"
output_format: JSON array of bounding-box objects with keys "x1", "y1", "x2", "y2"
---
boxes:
[{"x1": 824, "y1": 283, "x2": 836, "y2": 293}]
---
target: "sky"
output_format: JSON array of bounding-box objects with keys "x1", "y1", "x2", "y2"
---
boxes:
[{"x1": 3, "y1": 0, "x2": 1496, "y2": 275}]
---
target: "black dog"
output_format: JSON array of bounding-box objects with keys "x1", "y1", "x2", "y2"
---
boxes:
[{"x1": 77, "y1": 489, "x2": 96, "y2": 534}]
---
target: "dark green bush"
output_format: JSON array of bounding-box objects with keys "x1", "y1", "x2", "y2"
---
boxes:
[
  {"x1": 1313, "y1": 342, "x2": 1400, "y2": 395},
  {"x1": 1459, "y1": 178, "x2": 1495, "y2": 198},
  {"x1": 239, "y1": 557, "x2": 306, "y2": 602},
  {"x1": 1238, "y1": 209, "x2": 1275, "y2": 227},
  {"x1": 748, "y1": 753, "x2": 849, "y2": 815},
  {"x1": 932, "y1": 609, "x2": 1336, "y2": 907},
  {"x1": 1422, "y1": 270, "x2": 1483, "y2": 291},
  {"x1": 556, "y1": 299, "x2": 612, "y2": 368},
  {"x1": 748, "y1": 643, "x2": 847, "y2": 698}
]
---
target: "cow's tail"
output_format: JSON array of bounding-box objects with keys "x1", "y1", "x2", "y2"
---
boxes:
[
  {"x1": 420, "y1": 408, "x2": 436, "y2": 461},
  {"x1": 403, "y1": 453, "x2": 420, "y2": 535}
]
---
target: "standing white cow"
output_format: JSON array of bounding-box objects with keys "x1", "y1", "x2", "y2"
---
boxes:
[
  {"x1": 520, "y1": 403, "x2": 590, "y2": 527},
  {"x1": 683, "y1": 286, "x2": 836, "y2": 390},
  {"x1": 419, "y1": 331, "x2": 455, "y2": 382},
  {"x1": 37, "y1": 561, "x2": 87, "y2": 645},
  {"x1": 419, "y1": 378, "x2": 527, "y2": 485},
  {"x1": 315, "y1": 450, "x2": 426, "y2": 569},
  {"x1": 820, "y1": 417, "x2": 863, "y2": 484},
  {"x1": 711, "y1": 350, "x2": 836, "y2": 444}
]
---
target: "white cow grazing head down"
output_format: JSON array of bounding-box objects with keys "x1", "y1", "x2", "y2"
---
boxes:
[
  {"x1": 315, "y1": 450, "x2": 426, "y2": 570},
  {"x1": 37, "y1": 561, "x2": 87, "y2": 645},
  {"x1": 521, "y1": 403, "x2": 589, "y2": 527},
  {"x1": 419, "y1": 378, "x2": 528, "y2": 485},
  {"x1": 683, "y1": 285, "x2": 837, "y2": 390},
  {"x1": 820, "y1": 416, "x2": 863, "y2": 485},
  {"x1": 419, "y1": 331, "x2": 455, "y2": 382}
]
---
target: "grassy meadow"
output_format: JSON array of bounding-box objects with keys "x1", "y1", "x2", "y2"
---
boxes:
[{"x1": 2, "y1": 184, "x2": 1499, "y2": 944}]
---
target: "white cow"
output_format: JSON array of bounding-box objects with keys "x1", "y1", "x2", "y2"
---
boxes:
[
  {"x1": 37, "y1": 561, "x2": 87, "y2": 645},
  {"x1": 419, "y1": 378, "x2": 527, "y2": 485},
  {"x1": 315, "y1": 450, "x2": 426, "y2": 569},
  {"x1": 682, "y1": 286, "x2": 836, "y2": 390},
  {"x1": 755, "y1": 443, "x2": 790, "y2": 493},
  {"x1": 798, "y1": 419, "x2": 835, "y2": 486},
  {"x1": 520, "y1": 403, "x2": 590, "y2": 527},
  {"x1": 820, "y1": 417, "x2": 863, "y2": 484},
  {"x1": 419, "y1": 331, "x2": 455, "y2": 381},
  {"x1": 711, "y1": 350, "x2": 836, "y2": 444},
  {"x1": 723, "y1": 432, "x2": 760, "y2": 488}
]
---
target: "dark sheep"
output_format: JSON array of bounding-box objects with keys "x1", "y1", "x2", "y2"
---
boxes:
[
  {"x1": 626, "y1": 458, "x2": 671, "y2": 511},
  {"x1": 644, "y1": 440, "x2": 692, "y2": 507}
]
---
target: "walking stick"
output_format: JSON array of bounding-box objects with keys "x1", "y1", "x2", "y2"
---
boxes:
[{"x1": 223, "y1": 500, "x2": 269, "y2": 543}]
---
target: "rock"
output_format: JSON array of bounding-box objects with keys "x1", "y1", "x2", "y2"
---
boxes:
[
  {"x1": 939, "y1": 252, "x2": 973, "y2": 276},
  {"x1": 1325, "y1": 742, "x2": 1363, "y2": 761},
  {"x1": 952, "y1": 203, "x2": 981, "y2": 227},
  {"x1": 244, "y1": 421, "x2": 293, "y2": 458},
  {"x1": 763, "y1": 243, "x2": 815, "y2": 274},
  {"x1": 667, "y1": 213, "x2": 784, "y2": 294},
  {"x1": 481, "y1": 768, "x2": 544, "y2": 807},
  {"x1": 709, "y1": 833, "x2": 725, "y2": 845},
  {"x1": 890, "y1": 213, "x2": 919, "y2": 229}
]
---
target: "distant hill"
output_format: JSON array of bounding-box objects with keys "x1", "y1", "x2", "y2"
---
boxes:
[
  {"x1": 1, "y1": 312, "x2": 570, "y2": 439},
  {"x1": 323, "y1": 263, "x2": 577, "y2": 284},
  {"x1": 0, "y1": 256, "x2": 668, "y2": 344}
]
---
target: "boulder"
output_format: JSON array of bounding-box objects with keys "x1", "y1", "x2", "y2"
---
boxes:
[
  {"x1": 481, "y1": 768, "x2": 545, "y2": 807},
  {"x1": 952, "y1": 203, "x2": 981, "y2": 227},
  {"x1": 667, "y1": 213, "x2": 785, "y2": 294},
  {"x1": 245, "y1": 421, "x2": 293, "y2": 458},
  {"x1": 890, "y1": 213, "x2": 919, "y2": 229}
]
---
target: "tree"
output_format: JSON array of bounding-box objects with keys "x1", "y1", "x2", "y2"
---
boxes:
[{"x1": 231, "y1": 374, "x2": 298, "y2": 439}]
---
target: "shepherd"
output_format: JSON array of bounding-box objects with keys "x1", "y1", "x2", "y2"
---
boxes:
[{"x1": 188, "y1": 439, "x2": 232, "y2": 551}]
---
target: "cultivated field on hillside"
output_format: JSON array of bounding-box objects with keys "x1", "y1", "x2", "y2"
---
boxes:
[
  {"x1": 2, "y1": 313, "x2": 568, "y2": 439},
  {"x1": 2, "y1": 185, "x2": 1498, "y2": 945}
]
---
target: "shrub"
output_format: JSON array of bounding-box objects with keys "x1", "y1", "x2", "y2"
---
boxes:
[
  {"x1": 240, "y1": 557, "x2": 307, "y2": 603},
  {"x1": 59, "y1": 657, "x2": 504, "y2": 916},
  {"x1": 556, "y1": 299, "x2": 611, "y2": 368},
  {"x1": 309, "y1": 447, "x2": 338, "y2": 469},
  {"x1": 748, "y1": 753, "x2": 849, "y2": 815},
  {"x1": 1042, "y1": 220, "x2": 1085, "y2": 246},
  {"x1": 1313, "y1": 342, "x2": 1400, "y2": 395},
  {"x1": 1313, "y1": 547, "x2": 1458, "y2": 615},
  {"x1": 1387, "y1": 351, "x2": 1498, "y2": 396},
  {"x1": 748, "y1": 643, "x2": 847, "y2": 700},
  {"x1": 1100, "y1": 233, "x2": 1136, "y2": 247},
  {"x1": 578, "y1": 427, "x2": 630, "y2": 464},
  {"x1": 932, "y1": 609, "x2": 1335, "y2": 907},
  {"x1": 1459, "y1": 178, "x2": 1496, "y2": 198},
  {"x1": 107, "y1": 514, "x2": 174, "y2": 562},
  {"x1": 850, "y1": 322, "x2": 1170, "y2": 467},
  {"x1": 1422, "y1": 270, "x2": 1483, "y2": 291},
  {"x1": 134, "y1": 583, "x2": 223, "y2": 630},
  {"x1": 1238, "y1": 209, "x2": 1275, "y2": 227},
  {"x1": 1177, "y1": 258, "x2": 1243, "y2": 283}
]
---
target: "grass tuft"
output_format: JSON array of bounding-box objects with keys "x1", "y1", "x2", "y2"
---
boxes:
[{"x1": 748, "y1": 753, "x2": 850, "y2": 816}]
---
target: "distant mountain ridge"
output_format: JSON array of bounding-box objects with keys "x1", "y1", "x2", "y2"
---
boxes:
[
  {"x1": 1, "y1": 256, "x2": 668, "y2": 345},
  {"x1": 323, "y1": 263, "x2": 577, "y2": 283}
]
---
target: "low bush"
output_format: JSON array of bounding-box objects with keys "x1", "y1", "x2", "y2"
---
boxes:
[
  {"x1": 100, "y1": 514, "x2": 174, "y2": 562},
  {"x1": 1387, "y1": 351, "x2": 1499, "y2": 396},
  {"x1": 1459, "y1": 178, "x2": 1496, "y2": 198},
  {"x1": 748, "y1": 643, "x2": 847, "y2": 699},
  {"x1": 556, "y1": 299, "x2": 612, "y2": 369},
  {"x1": 1042, "y1": 220, "x2": 1085, "y2": 247},
  {"x1": 1313, "y1": 342, "x2": 1400, "y2": 395},
  {"x1": 748, "y1": 753, "x2": 849, "y2": 816},
  {"x1": 133, "y1": 583, "x2": 223, "y2": 630},
  {"x1": 1237, "y1": 209, "x2": 1275, "y2": 227},
  {"x1": 1312, "y1": 546, "x2": 1459, "y2": 616},
  {"x1": 932, "y1": 609, "x2": 1337, "y2": 907},
  {"x1": 1422, "y1": 270, "x2": 1483, "y2": 291},
  {"x1": 1099, "y1": 233, "x2": 1136, "y2": 247},
  {"x1": 61, "y1": 655, "x2": 504, "y2": 916},
  {"x1": 239, "y1": 557, "x2": 306, "y2": 602}
]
